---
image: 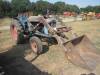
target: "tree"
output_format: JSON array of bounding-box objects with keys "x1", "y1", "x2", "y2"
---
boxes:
[
  {"x1": 71, "y1": 5, "x2": 80, "y2": 13},
  {"x1": 11, "y1": 0, "x2": 31, "y2": 16},
  {"x1": 94, "y1": 6, "x2": 100, "y2": 13},
  {"x1": 65, "y1": 4, "x2": 80, "y2": 13},
  {"x1": 0, "y1": 0, "x2": 99, "y2": 17},
  {"x1": 80, "y1": 6, "x2": 100, "y2": 13},
  {"x1": 0, "y1": 0, "x2": 12, "y2": 17},
  {"x1": 35, "y1": 0, "x2": 53, "y2": 15},
  {"x1": 53, "y1": 2, "x2": 66, "y2": 14},
  {"x1": 0, "y1": 0, "x2": 3, "y2": 16}
]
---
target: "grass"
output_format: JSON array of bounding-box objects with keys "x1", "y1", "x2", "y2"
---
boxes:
[
  {"x1": 33, "y1": 19, "x2": 100, "y2": 75},
  {"x1": 67, "y1": 19, "x2": 100, "y2": 50},
  {"x1": 0, "y1": 19, "x2": 100, "y2": 75},
  {"x1": 0, "y1": 18, "x2": 13, "y2": 52},
  {"x1": 0, "y1": 18, "x2": 11, "y2": 26},
  {"x1": 0, "y1": 30, "x2": 13, "y2": 52}
]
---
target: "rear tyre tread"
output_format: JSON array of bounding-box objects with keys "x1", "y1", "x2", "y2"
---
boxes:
[{"x1": 10, "y1": 19, "x2": 24, "y2": 44}]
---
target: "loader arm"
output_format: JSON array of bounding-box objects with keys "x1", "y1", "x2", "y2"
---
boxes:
[{"x1": 39, "y1": 16, "x2": 100, "y2": 70}]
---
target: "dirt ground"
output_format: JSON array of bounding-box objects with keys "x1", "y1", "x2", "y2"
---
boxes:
[{"x1": 0, "y1": 18, "x2": 100, "y2": 75}]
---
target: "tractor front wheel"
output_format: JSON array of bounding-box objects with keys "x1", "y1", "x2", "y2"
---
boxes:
[{"x1": 30, "y1": 36, "x2": 43, "y2": 55}]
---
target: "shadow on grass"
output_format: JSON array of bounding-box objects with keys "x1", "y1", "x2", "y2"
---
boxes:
[
  {"x1": 42, "y1": 45, "x2": 49, "y2": 54},
  {"x1": 0, "y1": 43, "x2": 51, "y2": 75}
]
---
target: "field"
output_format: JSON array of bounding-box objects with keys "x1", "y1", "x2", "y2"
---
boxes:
[
  {"x1": 0, "y1": 18, "x2": 100, "y2": 75},
  {"x1": 0, "y1": 18, "x2": 11, "y2": 26}
]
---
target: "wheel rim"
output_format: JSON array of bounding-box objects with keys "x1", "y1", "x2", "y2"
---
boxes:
[
  {"x1": 10, "y1": 25, "x2": 18, "y2": 41},
  {"x1": 30, "y1": 41, "x2": 38, "y2": 53}
]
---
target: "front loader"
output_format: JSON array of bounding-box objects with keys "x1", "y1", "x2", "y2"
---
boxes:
[{"x1": 10, "y1": 16, "x2": 100, "y2": 70}]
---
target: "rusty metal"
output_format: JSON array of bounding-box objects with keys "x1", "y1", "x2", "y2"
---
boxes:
[
  {"x1": 39, "y1": 15, "x2": 100, "y2": 70},
  {"x1": 53, "y1": 16, "x2": 100, "y2": 70},
  {"x1": 32, "y1": 16, "x2": 100, "y2": 70},
  {"x1": 63, "y1": 35, "x2": 100, "y2": 70},
  {"x1": 56, "y1": 27, "x2": 72, "y2": 33},
  {"x1": 14, "y1": 15, "x2": 100, "y2": 70}
]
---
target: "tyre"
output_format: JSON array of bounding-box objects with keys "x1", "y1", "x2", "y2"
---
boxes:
[
  {"x1": 30, "y1": 36, "x2": 43, "y2": 55},
  {"x1": 10, "y1": 19, "x2": 24, "y2": 44}
]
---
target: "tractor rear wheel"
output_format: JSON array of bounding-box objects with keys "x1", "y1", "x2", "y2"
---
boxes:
[
  {"x1": 10, "y1": 19, "x2": 24, "y2": 44},
  {"x1": 30, "y1": 36, "x2": 43, "y2": 55}
]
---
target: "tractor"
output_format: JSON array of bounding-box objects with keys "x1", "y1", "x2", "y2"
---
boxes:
[
  {"x1": 10, "y1": 15, "x2": 100, "y2": 70},
  {"x1": 10, "y1": 16, "x2": 67, "y2": 54}
]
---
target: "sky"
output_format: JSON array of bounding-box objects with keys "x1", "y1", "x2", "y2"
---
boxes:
[{"x1": 30, "y1": 0, "x2": 100, "y2": 8}]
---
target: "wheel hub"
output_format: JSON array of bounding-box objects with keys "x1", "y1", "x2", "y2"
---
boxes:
[{"x1": 31, "y1": 41, "x2": 38, "y2": 53}]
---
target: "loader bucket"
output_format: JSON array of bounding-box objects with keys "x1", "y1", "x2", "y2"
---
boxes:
[{"x1": 64, "y1": 35, "x2": 100, "y2": 70}]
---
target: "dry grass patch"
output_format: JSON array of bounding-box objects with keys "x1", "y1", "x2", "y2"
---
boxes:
[{"x1": 0, "y1": 18, "x2": 11, "y2": 26}]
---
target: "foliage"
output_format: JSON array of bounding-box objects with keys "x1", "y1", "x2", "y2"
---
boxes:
[
  {"x1": 80, "y1": 6, "x2": 100, "y2": 13},
  {"x1": 34, "y1": 1, "x2": 53, "y2": 15},
  {"x1": 65, "y1": 4, "x2": 80, "y2": 13},
  {"x1": 11, "y1": 0, "x2": 31, "y2": 17},
  {"x1": 0, "y1": 0, "x2": 100, "y2": 17},
  {"x1": 53, "y1": 2, "x2": 66, "y2": 14},
  {"x1": 0, "y1": 0, "x2": 12, "y2": 17}
]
